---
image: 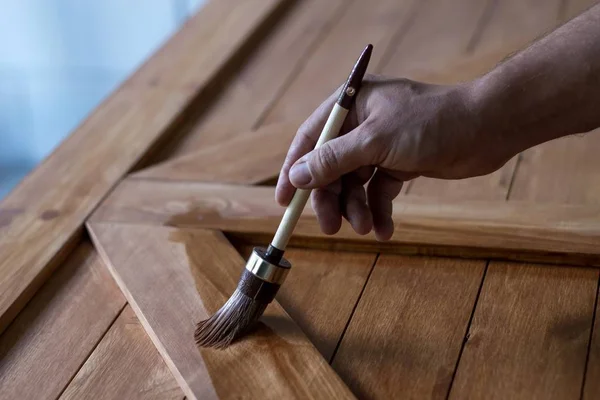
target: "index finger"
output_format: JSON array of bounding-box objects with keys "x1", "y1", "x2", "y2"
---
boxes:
[{"x1": 275, "y1": 88, "x2": 340, "y2": 206}]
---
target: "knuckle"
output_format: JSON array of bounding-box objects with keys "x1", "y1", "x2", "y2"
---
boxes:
[{"x1": 315, "y1": 144, "x2": 340, "y2": 175}]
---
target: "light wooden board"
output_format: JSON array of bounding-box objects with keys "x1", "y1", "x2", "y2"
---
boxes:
[
  {"x1": 88, "y1": 222, "x2": 354, "y2": 400},
  {"x1": 166, "y1": 0, "x2": 346, "y2": 156},
  {"x1": 231, "y1": 243, "x2": 375, "y2": 362},
  {"x1": 332, "y1": 255, "x2": 485, "y2": 398},
  {"x1": 449, "y1": 262, "x2": 597, "y2": 399},
  {"x1": 261, "y1": 0, "x2": 420, "y2": 125},
  {"x1": 271, "y1": 248, "x2": 375, "y2": 361},
  {"x1": 92, "y1": 180, "x2": 600, "y2": 266},
  {"x1": 134, "y1": 122, "x2": 293, "y2": 184},
  {"x1": 60, "y1": 305, "x2": 183, "y2": 400},
  {"x1": 0, "y1": 0, "x2": 287, "y2": 335},
  {"x1": 583, "y1": 281, "x2": 600, "y2": 399},
  {"x1": 0, "y1": 242, "x2": 125, "y2": 399},
  {"x1": 510, "y1": 133, "x2": 600, "y2": 204},
  {"x1": 564, "y1": 0, "x2": 599, "y2": 20}
]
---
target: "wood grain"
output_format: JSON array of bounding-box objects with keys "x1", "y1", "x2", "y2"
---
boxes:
[
  {"x1": 0, "y1": 241, "x2": 125, "y2": 400},
  {"x1": 165, "y1": 0, "x2": 345, "y2": 156},
  {"x1": 583, "y1": 280, "x2": 600, "y2": 399},
  {"x1": 450, "y1": 262, "x2": 597, "y2": 399},
  {"x1": 332, "y1": 255, "x2": 485, "y2": 399},
  {"x1": 133, "y1": 122, "x2": 293, "y2": 184},
  {"x1": 92, "y1": 180, "x2": 600, "y2": 266},
  {"x1": 261, "y1": 0, "x2": 420, "y2": 125},
  {"x1": 0, "y1": 0, "x2": 287, "y2": 335},
  {"x1": 510, "y1": 133, "x2": 600, "y2": 204},
  {"x1": 88, "y1": 222, "x2": 354, "y2": 400},
  {"x1": 272, "y1": 248, "x2": 375, "y2": 361},
  {"x1": 60, "y1": 305, "x2": 183, "y2": 400}
]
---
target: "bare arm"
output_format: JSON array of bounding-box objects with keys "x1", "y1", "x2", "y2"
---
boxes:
[{"x1": 472, "y1": 2, "x2": 600, "y2": 156}]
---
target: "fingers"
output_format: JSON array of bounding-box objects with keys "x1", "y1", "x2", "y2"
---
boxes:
[
  {"x1": 288, "y1": 123, "x2": 376, "y2": 190},
  {"x1": 366, "y1": 170, "x2": 405, "y2": 241},
  {"x1": 340, "y1": 174, "x2": 373, "y2": 235},
  {"x1": 311, "y1": 180, "x2": 342, "y2": 235},
  {"x1": 276, "y1": 90, "x2": 340, "y2": 207}
]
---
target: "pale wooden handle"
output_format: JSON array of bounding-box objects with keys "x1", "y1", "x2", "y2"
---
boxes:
[{"x1": 271, "y1": 103, "x2": 349, "y2": 250}]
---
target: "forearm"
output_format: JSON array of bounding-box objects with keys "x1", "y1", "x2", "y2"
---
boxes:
[{"x1": 469, "y1": 3, "x2": 600, "y2": 155}]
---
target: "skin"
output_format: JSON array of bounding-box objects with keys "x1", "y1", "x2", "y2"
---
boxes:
[{"x1": 275, "y1": 3, "x2": 600, "y2": 241}]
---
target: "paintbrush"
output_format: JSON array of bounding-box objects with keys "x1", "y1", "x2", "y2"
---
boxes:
[{"x1": 195, "y1": 44, "x2": 373, "y2": 349}]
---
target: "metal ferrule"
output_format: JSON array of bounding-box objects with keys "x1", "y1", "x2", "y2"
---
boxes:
[{"x1": 245, "y1": 248, "x2": 291, "y2": 285}]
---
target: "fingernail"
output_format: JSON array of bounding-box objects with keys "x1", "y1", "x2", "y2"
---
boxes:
[{"x1": 289, "y1": 162, "x2": 312, "y2": 186}]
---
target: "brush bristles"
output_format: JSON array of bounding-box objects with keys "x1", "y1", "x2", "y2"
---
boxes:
[{"x1": 195, "y1": 288, "x2": 268, "y2": 349}]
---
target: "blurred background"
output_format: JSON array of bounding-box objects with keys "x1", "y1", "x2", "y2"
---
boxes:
[{"x1": 0, "y1": 0, "x2": 207, "y2": 199}]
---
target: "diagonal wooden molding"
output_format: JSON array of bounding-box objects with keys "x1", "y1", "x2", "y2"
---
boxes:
[
  {"x1": 92, "y1": 179, "x2": 600, "y2": 267},
  {"x1": 132, "y1": 122, "x2": 295, "y2": 184},
  {"x1": 87, "y1": 222, "x2": 354, "y2": 400},
  {"x1": 0, "y1": 0, "x2": 289, "y2": 335}
]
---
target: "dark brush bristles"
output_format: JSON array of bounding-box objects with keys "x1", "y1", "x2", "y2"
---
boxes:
[{"x1": 195, "y1": 268, "x2": 281, "y2": 349}]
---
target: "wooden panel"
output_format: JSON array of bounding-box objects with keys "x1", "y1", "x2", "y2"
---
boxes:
[
  {"x1": 332, "y1": 255, "x2": 485, "y2": 398},
  {"x1": 510, "y1": 134, "x2": 600, "y2": 204},
  {"x1": 88, "y1": 223, "x2": 354, "y2": 400},
  {"x1": 274, "y1": 248, "x2": 375, "y2": 361},
  {"x1": 563, "y1": 0, "x2": 598, "y2": 20},
  {"x1": 262, "y1": 0, "x2": 420, "y2": 125},
  {"x1": 450, "y1": 262, "x2": 597, "y2": 399},
  {"x1": 166, "y1": 0, "x2": 345, "y2": 156},
  {"x1": 583, "y1": 281, "x2": 600, "y2": 399},
  {"x1": 381, "y1": 0, "x2": 487, "y2": 83},
  {"x1": 60, "y1": 306, "x2": 183, "y2": 400},
  {"x1": 134, "y1": 122, "x2": 293, "y2": 184},
  {"x1": 92, "y1": 180, "x2": 600, "y2": 266},
  {"x1": 0, "y1": 242, "x2": 125, "y2": 400},
  {"x1": 0, "y1": 0, "x2": 287, "y2": 334},
  {"x1": 473, "y1": 0, "x2": 562, "y2": 52}
]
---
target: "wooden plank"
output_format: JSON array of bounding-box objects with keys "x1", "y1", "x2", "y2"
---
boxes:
[
  {"x1": 272, "y1": 248, "x2": 375, "y2": 361},
  {"x1": 472, "y1": 0, "x2": 563, "y2": 53},
  {"x1": 0, "y1": 241, "x2": 125, "y2": 400},
  {"x1": 563, "y1": 0, "x2": 598, "y2": 20},
  {"x1": 133, "y1": 122, "x2": 293, "y2": 184},
  {"x1": 60, "y1": 305, "x2": 183, "y2": 400},
  {"x1": 92, "y1": 180, "x2": 600, "y2": 267},
  {"x1": 88, "y1": 223, "x2": 354, "y2": 400},
  {"x1": 584, "y1": 282, "x2": 600, "y2": 399},
  {"x1": 450, "y1": 262, "x2": 597, "y2": 399},
  {"x1": 165, "y1": 0, "x2": 346, "y2": 156},
  {"x1": 231, "y1": 242, "x2": 375, "y2": 362},
  {"x1": 510, "y1": 134, "x2": 600, "y2": 205},
  {"x1": 261, "y1": 0, "x2": 420, "y2": 125},
  {"x1": 332, "y1": 255, "x2": 485, "y2": 398},
  {"x1": 0, "y1": 0, "x2": 287, "y2": 335}
]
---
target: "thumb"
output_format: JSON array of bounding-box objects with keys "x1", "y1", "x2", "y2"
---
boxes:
[{"x1": 289, "y1": 129, "x2": 374, "y2": 189}]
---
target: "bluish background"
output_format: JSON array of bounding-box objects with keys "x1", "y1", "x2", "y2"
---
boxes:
[{"x1": 0, "y1": 0, "x2": 207, "y2": 198}]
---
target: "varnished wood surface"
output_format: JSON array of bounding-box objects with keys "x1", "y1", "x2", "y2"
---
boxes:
[
  {"x1": 134, "y1": 122, "x2": 293, "y2": 184},
  {"x1": 450, "y1": 263, "x2": 598, "y2": 399},
  {"x1": 272, "y1": 249, "x2": 375, "y2": 361},
  {"x1": 0, "y1": 0, "x2": 286, "y2": 335},
  {"x1": 165, "y1": 0, "x2": 346, "y2": 157},
  {"x1": 60, "y1": 306, "x2": 183, "y2": 400},
  {"x1": 88, "y1": 223, "x2": 354, "y2": 400},
  {"x1": 333, "y1": 255, "x2": 485, "y2": 399},
  {"x1": 3, "y1": 0, "x2": 600, "y2": 398},
  {"x1": 0, "y1": 242, "x2": 125, "y2": 399},
  {"x1": 92, "y1": 180, "x2": 600, "y2": 266}
]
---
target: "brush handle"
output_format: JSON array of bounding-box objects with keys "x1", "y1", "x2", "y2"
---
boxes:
[{"x1": 271, "y1": 103, "x2": 349, "y2": 251}]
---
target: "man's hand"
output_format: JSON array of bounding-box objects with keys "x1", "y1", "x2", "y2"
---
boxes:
[
  {"x1": 276, "y1": 3, "x2": 600, "y2": 241},
  {"x1": 275, "y1": 75, "x2": 511, "y2": 241}
]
